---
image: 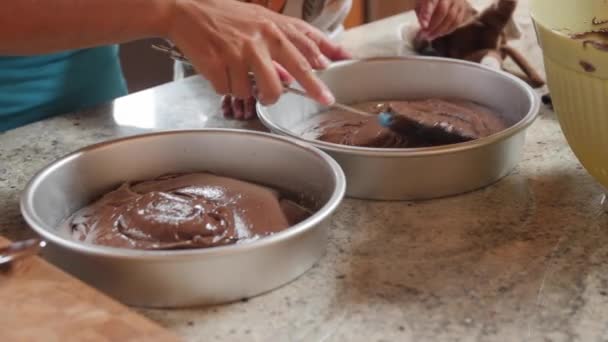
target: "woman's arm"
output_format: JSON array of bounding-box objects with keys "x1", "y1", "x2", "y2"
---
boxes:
[
  {"x1": 0, "y1": 0, "x2": 170, "y2": 54},
  {"x1": 1, "y1": 0, "x2": 345, "y2": 106}
]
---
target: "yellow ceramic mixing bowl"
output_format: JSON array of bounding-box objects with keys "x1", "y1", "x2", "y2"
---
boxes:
[{"x1": 531, "y1": 0, "x2": 608, "y2": 187}]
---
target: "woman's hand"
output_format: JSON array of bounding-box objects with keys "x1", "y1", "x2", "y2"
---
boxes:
[
  {"x1": 221, "y1": 49, "x2": 350, "y2": 120},
  {"x1": 415, "y1": 0, "x2": 472, "y2": 41},
  {"x1": 222, "y1": 62, "x2": 294, "y2": 120},
  {"x1": 168, "y1": 0, "x2": 350, "y2": 106}
]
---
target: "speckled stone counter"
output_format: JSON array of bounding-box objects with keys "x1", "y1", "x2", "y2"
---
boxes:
[{"x1": 3, "y1": 1, "x2": 608, "y2": 341}]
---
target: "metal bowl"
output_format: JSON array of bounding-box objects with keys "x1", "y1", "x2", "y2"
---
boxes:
[
  {"x1": 258, "y1": 57, "x2": 540, "y2": 200},
  {"x1": 20, "y1": 129, "x2": 346, "y2": 308}
]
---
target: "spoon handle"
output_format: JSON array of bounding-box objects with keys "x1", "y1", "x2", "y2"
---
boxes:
[{"x1": 281, "y1": 85, "x2": 375, "y2": 117}]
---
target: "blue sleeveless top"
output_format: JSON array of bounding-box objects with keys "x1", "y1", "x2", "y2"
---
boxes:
[{"x1": 0, "y1": 45, "x2": 127, "y2": 132}]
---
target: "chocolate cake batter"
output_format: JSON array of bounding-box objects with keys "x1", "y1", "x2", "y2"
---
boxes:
[
  {"x1": 61, "y1": 173, "x2": 312, "y2": 250},
  {"x1": 297, "y1": 99, "x2": 507, "y2": 148}
]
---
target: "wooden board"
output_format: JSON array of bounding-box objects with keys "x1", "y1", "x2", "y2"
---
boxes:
[{"x1": 0, "y1": 237, "x2": 180, "y2": 342}]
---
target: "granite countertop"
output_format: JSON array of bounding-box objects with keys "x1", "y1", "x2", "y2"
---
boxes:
[{"x1": 3, "y1": 1, "x2": 608, "y2": 341}]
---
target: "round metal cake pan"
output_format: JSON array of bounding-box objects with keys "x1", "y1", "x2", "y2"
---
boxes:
[
  {"x1": 258, "y1": 57, "x2": 540, "y2": 200},
  {"x1": 20, "y1": 129, "x2": 346, "y2": 308}
]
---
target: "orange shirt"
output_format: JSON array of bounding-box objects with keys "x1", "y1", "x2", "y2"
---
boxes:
[
  {"x1": 242, "y1": 0, "x2": 352, "y2": 35},
  {"x1": 246, "y1": 0, "x2": 287, "y2": 13}
]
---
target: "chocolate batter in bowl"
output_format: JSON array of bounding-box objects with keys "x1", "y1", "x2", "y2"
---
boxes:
[
  {"x1": 258, "y1": 57, "x2": 540, "y2": 200},
  {"x1": 21, "y1": 129, "x2": 346, "y2": 307},
  {"x1": 296, "y1": 99, "x2": 508, "y2": 148},
  {"x1": 62, "y1": 173, "x2": 313, "y2": 250}
]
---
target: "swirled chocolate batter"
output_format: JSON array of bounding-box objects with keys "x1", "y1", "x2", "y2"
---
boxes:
[
  {"x1": 60, "y1": 173, "x2": 312, "y2": 250},
  {"x1": 297, "y1": 99, "x2": 507, "y2": 148}
]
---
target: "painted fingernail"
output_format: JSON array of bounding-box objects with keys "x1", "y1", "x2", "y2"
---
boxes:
[
  {"x1": 253, "y1": 89, "x2": 263, "y2": 103},
  {"x1": 317, "y1": 55, "x2": 330, "y2": 68},
  {"x1": 258, "y1": 96, "x2": 269, "y2": 106},
  {"x1": 320, "y1": 86, "x2": 335, "y2": 105},
  {"x1": 337, "y1": 50, "x2": 352, "y2": 60}
]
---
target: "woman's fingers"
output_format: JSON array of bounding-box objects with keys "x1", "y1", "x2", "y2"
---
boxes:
[
  {"x1": 221, "y1": 95, "x2": 257, "y2": 120},
  {"x1": 227, "y1": 59, "x2": 253, "y2": 99},
  {"x1": 168, "y1": 0, "x2": 342, "y2": 106},
  {"x1": 231, "y1": 96, "x2": 245, "y2": 119},
  {"x1": 221, "y1": 95, "x2": 233, "y2": 118},
  {"x1": 281, "y1": 18, "x2": 351, "y2": 67},
  {"x1": 425, "y1": 0, "x2": 451, "y2": 38},
  {"x1": 450, "y1": 3, "x2": 469, "y2": 33},
  {"x1": 434, "y1": 1, "x2": 470, "y2": 39},
  {"x1": 306, "y1": 31, "x2": 351, "y2": 61},
  {"x1": 222, "y1": 63, "x2": 292, "y2": 119},
  {"x1": 296, "y1": 23, "x2": 352, "y2": 61},
  {"x1": 416, "y1": 0, "x2": 438, "y2": 30},
  {"x1": 417, "y1": 0, "x2": 471, "y2": 40},
  {"x1": 428, "y1": 2, "x2": 459, "y2": 39},
  {"x1": 273, "y1": 61, "x2": 295, "y2": 84},
  {"x1": 202, "y1": 58, "x2": 232, "y2": 96},
  {"x1": 257, "y1": 21, "x2": 334, "y2": 105},
  {"x1": 244, "y1": 96, "x2": 257, "y2": 119},
  {"x1": 280, "y1": 22, "x2": 329, "y2": 69},
  {"x1": 266, "y1": 30, "x2": 334, "y2": 105},
  {"x1": 246, "y1": 37, "x2": 284, "y2": 105}
]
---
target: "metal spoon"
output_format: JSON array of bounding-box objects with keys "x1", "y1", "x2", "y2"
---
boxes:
[{"x1": 0, "y1": 238, "x2": 46, "y2": 266}]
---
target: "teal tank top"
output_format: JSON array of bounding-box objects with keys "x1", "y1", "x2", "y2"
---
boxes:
[{"x1": 0, "y1": 45, "x2": 127, "y2": 132}]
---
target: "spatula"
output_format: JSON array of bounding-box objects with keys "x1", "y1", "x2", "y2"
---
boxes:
[
  {"x1": 152, "y1": 43, "x2": 475, "y2": 144},
  {"x1": 378, "y1": 110, "x2": 475, "y2": 145},
  {"x1": 276, "y1": 86, "x2": 475, "y2": 144}
]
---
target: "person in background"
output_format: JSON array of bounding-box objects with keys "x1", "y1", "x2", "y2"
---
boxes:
[
  {"x1": 0, "y1": 0, "x2": 349, "y2": 132},
  {"x1": 221, "y1": 0, "x2": 473, "y2": 119}
]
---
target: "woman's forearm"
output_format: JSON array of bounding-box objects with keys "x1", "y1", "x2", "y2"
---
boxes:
[
  {"x1": 0, "y1": 0, "x2": 173, "y2": 55},
  {"x1": 1, "y1": 0, "x2": 346, "y2": 108}
]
